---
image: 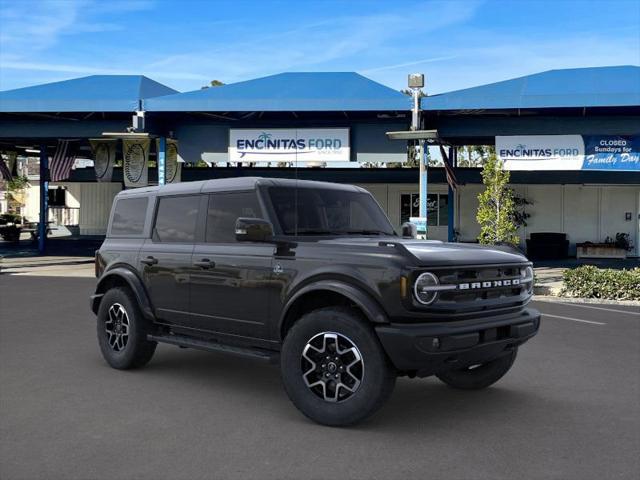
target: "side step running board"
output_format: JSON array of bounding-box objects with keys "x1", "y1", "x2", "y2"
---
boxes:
[{"x1": 147, "y1": 333, "x2": 279, "y2": 363}]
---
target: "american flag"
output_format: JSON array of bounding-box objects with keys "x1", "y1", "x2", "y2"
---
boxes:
[
  {"x1": 49, "y1": 140, "x2": 78, "y2": 182},
  {"x1": 0, "y1": 157, "x2": 12, "y2": 181},
  {"x1": 439, "y1": 145, "x2": 458, "y2": 190}
]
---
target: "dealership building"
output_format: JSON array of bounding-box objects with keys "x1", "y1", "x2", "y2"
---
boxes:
[{"x1": 0, "y1": 66, "x2": 639, "y2": 257}]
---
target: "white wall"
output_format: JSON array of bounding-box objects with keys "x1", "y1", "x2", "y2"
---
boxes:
[
  {"x1": 76, "y1": 183, "x2": 121, "y2": 235},
  {"x1": 64, "y1": 183, "x2": 81, "y2": 208},
  {"x1": 20, "y1": 179, "x2": 639, "y2": 256},
  {"x1": 361, "y1": 182, "x2": 639, "y2": 257},
  {"x1": 22, "y1": 181, "x2": 121, "y2": 234},
  {"x1": 22, "y1": 181, "x2": 41, "y2": 222},
  {"x1": 599, "y1": 187, "x2": 639, "y2": 255},
  {"x1": 562, "y1": 186, "x2": 599, "y2": 252},
  {"x1": 456, "y1": 184, "x2": 482, "y2": 243}
]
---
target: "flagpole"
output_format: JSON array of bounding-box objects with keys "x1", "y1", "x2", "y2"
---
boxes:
[{"x1": 38, "y1": 144, "x2": 48, "y2": 254}]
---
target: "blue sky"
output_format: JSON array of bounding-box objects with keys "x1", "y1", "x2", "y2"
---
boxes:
[{"x1": 0, "y1": 0, "x2": 638, "y2": 94}]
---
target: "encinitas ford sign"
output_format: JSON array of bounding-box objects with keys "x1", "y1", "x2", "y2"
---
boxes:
[
  {"x1": 497, "y1": 135, "x2": 640, "y2": 171},
  {"x1": 497, "y1": 135, "x2": 585, "y2": 170},
  {"x1": 229, "y1": 128, "x2": 350, "y2": 163}
]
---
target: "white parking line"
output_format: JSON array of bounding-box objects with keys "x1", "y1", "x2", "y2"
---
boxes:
[
  {"x1": 549, "y1": 302, "x2": 640, "y2": 317},
  {"x1": 543, "y1": 313, "x2": 606, "y2": 326}
]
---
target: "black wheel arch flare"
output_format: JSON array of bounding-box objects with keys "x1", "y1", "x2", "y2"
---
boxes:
[{"x1": 92, "y1": 266, "x2": 154, "y2": 320}]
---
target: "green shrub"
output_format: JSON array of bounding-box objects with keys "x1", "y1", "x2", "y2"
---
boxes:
[{"x1": 561, "y1": 265, "x2": 640, "y2": 301}]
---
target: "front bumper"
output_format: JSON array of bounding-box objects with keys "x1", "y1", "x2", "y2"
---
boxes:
[{"x1": 375, "y1": 308, "x2": 540, "y2": 377}]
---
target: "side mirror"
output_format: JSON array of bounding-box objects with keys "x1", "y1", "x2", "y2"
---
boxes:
[
  {"x1": 235, "y1": 217, "x2": 274, "y2": 242},
  {"x1": 401, "y1": 222, "x2": 417, "y2": 239}
]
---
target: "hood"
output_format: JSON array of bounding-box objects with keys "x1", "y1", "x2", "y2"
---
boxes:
[{"x1": 316, "y1": 236, "x2": 528, "y2": 267}]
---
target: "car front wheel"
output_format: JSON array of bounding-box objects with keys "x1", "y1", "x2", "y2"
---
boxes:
[{"x1": 280, "y1": 307, "x2": 396, "y2": 427}]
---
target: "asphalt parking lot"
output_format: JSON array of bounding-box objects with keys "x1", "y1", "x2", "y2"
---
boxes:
[{"x1": 1, "y1": 275, "x2": 638, "y2": 480}]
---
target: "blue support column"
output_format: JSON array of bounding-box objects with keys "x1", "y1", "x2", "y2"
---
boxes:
[
  {"x1": 157, "y1": 137, "x2": 166, "y2": 186},
  {"x1": 38, "y1": 145, "x2": 48, "y2": 254},
  {"x1": 447, "y1": 146, "x2": 456, "y2": 242}
]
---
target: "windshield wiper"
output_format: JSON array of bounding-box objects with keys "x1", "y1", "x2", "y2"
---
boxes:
[
  {"x1": 345, "y1": 230, "x2": 391, "y2": 236},
  {"x1": 283, "y1": 229, "x2": 394, "y2": 236},
  {"x1": 285, "y1": 229, "x2": 345, "y2": 236}
]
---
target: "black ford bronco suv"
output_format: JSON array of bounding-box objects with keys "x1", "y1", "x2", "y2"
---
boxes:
[{"x1": 91, "y1": 177, "x2": 540, "y2": 426}]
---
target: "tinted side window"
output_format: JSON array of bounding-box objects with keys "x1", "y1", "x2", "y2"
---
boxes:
[
  {"x1": 153, "y1": 195, "x2": 200, "y2": 243},
  {"x1": 110, "y1": 197, "x2": 148, "y2": 236},
  {"x1": 206, "y1": 192, "x2": 261, "y2": 243}
]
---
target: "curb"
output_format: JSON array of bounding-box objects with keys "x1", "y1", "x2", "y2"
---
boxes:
[
  {"x1": 533, "y1": 284, "x2": 562, "y2": 296},
  {"x1": 0, "y1": 259, "x2": 94, "y2": 274}
]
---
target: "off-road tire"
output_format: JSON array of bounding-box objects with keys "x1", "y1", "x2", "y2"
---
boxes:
[
  {"x1": 97, "y1": 287, "x2": 157, "y2": 369},
  {"x1": 436, "y1": 348, "x2": 518, "y2": 390},
  {"x1": 281, "y1": 306, "x2": 396, "y2": 427}
]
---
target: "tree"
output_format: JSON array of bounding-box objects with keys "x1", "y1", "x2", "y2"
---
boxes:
[
  {"x1": 457, "y1": 145, "x2": 495, "y2": 167},
  {"x1": 4, "y1": 175, "x2": 30, "y2": 215},
  {"x1": 383, "y1": 142, "x2": 437, "y2": 169},
  {"x1": 476, "y1": 153, "x2": 518, "y2": 245},
  {"x1": 201, "y1": 79, "x2": 225, "y2": 89}
]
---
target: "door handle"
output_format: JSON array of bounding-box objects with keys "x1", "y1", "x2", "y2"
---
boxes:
[
  {"x1": 141, "y1": 256, "x2": 158, "y2": 266},
  {"x1": 193, "y1": 258, "x2": 214, "y2": 269}
]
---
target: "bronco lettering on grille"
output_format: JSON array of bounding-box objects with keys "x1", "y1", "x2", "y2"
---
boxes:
[{"x1": 458, "y1": 278, "x2": 520, "y2": 290}]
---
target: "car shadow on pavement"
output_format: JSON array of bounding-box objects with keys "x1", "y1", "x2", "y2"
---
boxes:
[
  {"x1": 140, "y1": 346, "x2": 285, "y2": 394},
  {"x1": 366, "y1": 379, "x2": 542, "y2": 432},
  {"x1": 136, "y1": 345, "x2": 554, "y2": 431}
]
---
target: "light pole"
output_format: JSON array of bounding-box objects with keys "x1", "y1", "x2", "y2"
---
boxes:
[{"x1": 408, "y1": 73, "x2": 427, "y2": 238}]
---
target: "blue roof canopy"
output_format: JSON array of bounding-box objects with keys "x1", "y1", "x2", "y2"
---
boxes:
[
  {"x1": 422, "y1": 66, "x2": 640, "y2": 111},
  {"x1": 145, "y1": 72, "x2": 411, "y2": 112},
  {"x1": 0, "y1": 75, "x2": 178, "y2": 113}
]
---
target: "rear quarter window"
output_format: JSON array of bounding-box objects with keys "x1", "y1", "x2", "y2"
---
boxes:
[{"x1": 110, "y1": 197, "x2": 148, "y2": 236}]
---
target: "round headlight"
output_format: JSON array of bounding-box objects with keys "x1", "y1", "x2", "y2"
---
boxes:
[
  {"x1": 414, "y1": 272, "x2": 440, "y2": 305},
  {"x1": 521, "y1": 266, "x2": 534, "y2": 292},
  {"x1": 521, "y1": 266, "x2": 534, "y2": 281}
]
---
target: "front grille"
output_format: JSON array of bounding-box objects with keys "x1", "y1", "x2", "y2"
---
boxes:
[{"x1": 414, "y1": 264, "x2": 532, "y2": 319}]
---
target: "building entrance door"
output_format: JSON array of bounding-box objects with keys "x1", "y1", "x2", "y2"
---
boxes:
[{"x1": 399, "y1": 191, "x2": 449, "y2": 241}]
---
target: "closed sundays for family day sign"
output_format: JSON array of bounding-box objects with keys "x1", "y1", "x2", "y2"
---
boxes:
[
  {"x1": 497, "y1": 135, "x2": 640, "y2": 171},
  {"x1": 229, "y1": 128, "x2": 350, "y2": 163}
]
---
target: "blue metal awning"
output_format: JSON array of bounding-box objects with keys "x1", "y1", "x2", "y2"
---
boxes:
[
  {"x1": 422, "y1": 66, "x2": 640, "y2": 111},
  {"x1": 145, "y1": 72, "x2": 411, "y2": 112},
  {"x1": 0, "y1": 75, "x2": 178, "y2": 113}
]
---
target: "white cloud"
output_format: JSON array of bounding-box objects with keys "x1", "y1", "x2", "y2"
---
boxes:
[
  {"x1": 417, "y1": 30, "x2": 640, "y2": 94},
  {"x1": 1, "y1": 0, "x2": 637, "y2": 95},
  {"x1": 0, "y1": 0, "x2": 483, "y2": 90},
  {"x1": 0, "y1": 60, "x2": 208, "y2": 81},
  {"x1": 360, "y1": 56, "x2": 459, "y2": 74},
  {"x1": 0, "y1": 0, "x2": 153, "y2": 56},
  {"x1": 134, "y1": 1, "x2": 484, "y2": 90}
]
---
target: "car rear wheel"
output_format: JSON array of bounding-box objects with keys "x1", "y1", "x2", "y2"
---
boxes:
[
  {"x1": 281, "y1": 307, "x2": 396, "y2": 426},
  {"x1": 97, "y1": 287, "x2": 157, "y2": 370},
  {"x1": 435, "y1": 348, "x2": 518, "y2": 390}
]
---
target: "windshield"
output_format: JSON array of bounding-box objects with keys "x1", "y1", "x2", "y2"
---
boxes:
[{"x1": 268, "y1": 186, "x2": 395, "y2": 236}]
